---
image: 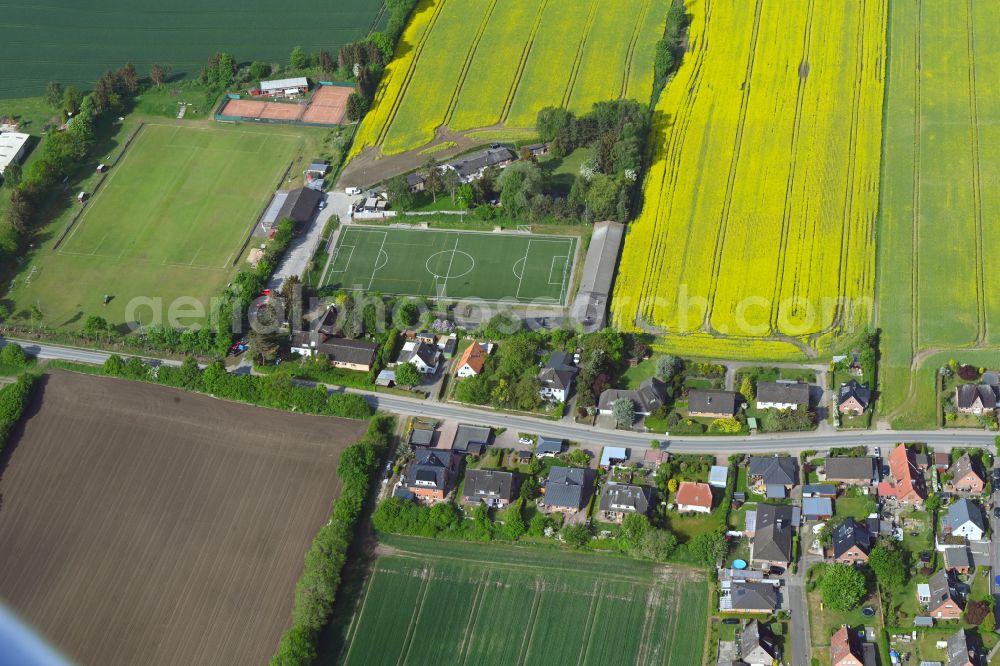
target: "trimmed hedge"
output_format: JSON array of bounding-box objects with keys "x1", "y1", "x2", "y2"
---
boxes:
[
  {"x1": 271, "y1": 414, "x2": 395, "y2": 665},
  {"x1": 0, "y1": 374, "x2": 35, "y2": 453}
]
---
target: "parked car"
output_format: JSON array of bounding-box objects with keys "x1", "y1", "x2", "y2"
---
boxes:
[
  {"x1": 873, "y1": 446, "x2": 881, "y2": 458},
  {"x1": 345, "y1": 186, "x2": 361, "y2": 195},
  {"x1": 721, "y1": 618, "x2": 740, "y2": 625},
  {"x1": 993, "y1": 507, "x2": 1000, "y2": 520},
  {"x1": 518, "y1": 437, "x2": 533, "y2": 445}
]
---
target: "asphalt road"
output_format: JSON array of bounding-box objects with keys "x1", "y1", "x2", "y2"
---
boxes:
[{"x1": 6, "y1": 337, "x2": 1000, "y2": 453}]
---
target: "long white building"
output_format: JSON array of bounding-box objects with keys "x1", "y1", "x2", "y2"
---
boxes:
[{"x1": 0, "y1": 132, "x2": 30, "y2": 175}]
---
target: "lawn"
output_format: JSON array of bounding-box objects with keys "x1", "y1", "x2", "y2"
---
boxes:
[
  {"x1": 335, "y1": 534, "x2": 708, "y2": 666},
  {"x1": 538, "y1": 146, "x2": 595, "y2": 195},
  {"x1": 833, "y1": 494, "x2": 875, "y2": 521},
  {"x1": 807, "y1": 568, "x2": 883, "y2": 666},
  {"x1": 0, "y1": 0, "x2": 386, "y2": 99},
  {"x1": 4, "y1": 122, "x2": 308, "y2": 329},
  {"x1": 323, "y1": 227, "x2": 577, "y2": 303}
]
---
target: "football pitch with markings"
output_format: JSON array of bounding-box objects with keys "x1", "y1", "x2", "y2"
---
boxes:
[{"x1": 323, "y1": 227, "x2": 577, "y2": 303}]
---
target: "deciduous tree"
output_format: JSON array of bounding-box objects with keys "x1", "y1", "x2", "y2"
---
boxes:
[{"x1": 820, "y1": 563, "x2": 867, "y2": 611}]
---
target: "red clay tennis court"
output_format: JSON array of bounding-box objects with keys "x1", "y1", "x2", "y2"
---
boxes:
[{"x1": 218, "y1": 85, "x2": 350, "y2": 126}]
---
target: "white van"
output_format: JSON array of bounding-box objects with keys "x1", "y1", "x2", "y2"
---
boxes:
[{"x1": 345, "y1": 186, "x2": 362, "y2": 195}]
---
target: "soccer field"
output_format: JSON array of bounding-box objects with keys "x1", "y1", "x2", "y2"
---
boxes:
[
  {"x1": 6, "y1": 122, "x2": 303, "y2": 328},
  {"x1": 323, "y1": 227, "x2": 576, "y2": 303}
]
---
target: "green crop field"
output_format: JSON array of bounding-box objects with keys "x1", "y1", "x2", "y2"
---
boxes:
[
  {"x1": 323, "y1": 227, "x2": 576, "y2": 303},
  {"x1": 0, "y1": 0, "x2": 386, "y2": 99},
  {"x1": 337, "y1": 536, "x2": 707, "y2": 666},
  {"x1": 4, "y1": 122, "x2": 305, "y2": 329},
  {"x1": 349, "y1": 0, "x2": 669, "y2": 158},
  {"x1": 878, "y1": 0, "x2": 1000, "y2": 427}
]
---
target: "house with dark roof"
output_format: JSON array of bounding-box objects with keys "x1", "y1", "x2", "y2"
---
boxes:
[
  {"x1": 597, "y1": 378, "x2": 668, "y2": 416},
  {"x1": 535, "y1": 437, "x2": 564, "y2": 457},
  {"x1": 755, "y1": 381, "x2": 810, "y2": 410},
  {"x1": 824, "y1": 457, "x2": 877, "y2": 485},
  {"x1": 598, "y1": 483, "x2": 652, "y2": 522},
  {"x1": 688, "y1": 389, "x2": 740, "y2": 418},
  {"x1": 398, "y1": 340, "x2": 440, "y2": 374},
  {"x1": 448, "y1": 424, "x2": 492, "y2": 455},
  {"x1": 802, "y1": 484, "x2": 837, "y2": 498},
  {"x1": 405, "y1": 449, "x2": 459, "y2": 503},
  {"x1": 927, "y1": 568, "x2": 964, "y2": 620},
  {"x1": 407, "y1": 426, "x2": 436, "y2": 448},
  {"x1": 942, "y1": 499, "x2": 985, "y2": 541},
  {"x1": 832, "y1": 518, "x2": 872, "y2": 565},
  {"x1": 956, "y1": 384, "x2": 998, "y2": 415},
  {"x1": 752, "y1": 503, "x2": 798, "y2": 568},
  {"x1": 446, "y1": 147, "x2": 515, "y2": 182},
  {"x1": 748, "y1": 456, "x2": 799, "y2": 492},
  {"x1": 943, "y1": 546, "x2": 973, "y2": 574},
  {"x1": 538, "y1": 352, "x2": 578, "y2": 403},
  {"x1": 739, "y1": 620, "x2": 778, "y2": 665},
  {"x1": 523, "y1": 142, "x2": 549, "y2": 157},
  {"x1": 462, "y1": 469, "x2": 518, "y2": 508},
  {"x1": 543, "y1": 466, "x2": 593, "y2": 512},
  {"x1": 275, "y1": 187, "x2": 322, "y2": 233},
  {"x1": 729, "y1": 581, "x2": 778, "y2": 613},
  {"x1": 405, "y1": 172, "x2": 426, "y2": 192},
  {"x1": 289, "y1": 332, "x2": 378, "y2": 372},
  {"x1": 838, "y1": 380, "x2": 872, "y2": 415},
  {"x1": 947, "y1": 453, "x2": 986, "y2": 494},
  {"x1": 946, "y1": 628, "x2": 979, "y2": 666}
]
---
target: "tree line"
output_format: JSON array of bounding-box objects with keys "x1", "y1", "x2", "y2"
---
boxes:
[{"x1": 0, "y1": 372, "x2": 34, "y2": 455}]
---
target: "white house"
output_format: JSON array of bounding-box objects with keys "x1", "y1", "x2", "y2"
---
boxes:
[
  {"x1": 0, "y1": 132, "x2": 30, "y2": 175},
  {"x1": 456, "y1": 342, "x2": 488, "y2": 378},
  {"x1": 675, "y1": 481, "x2": 713, "y2": 513},
  {"x1": 942, "y1": 499, "x2": 985, "y2": 541},
  {"x1": 398, "y1": 341, "x2": 440, "y2": 375}
]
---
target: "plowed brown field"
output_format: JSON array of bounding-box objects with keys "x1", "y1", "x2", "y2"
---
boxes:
[{"x1": 0, "y1": 370, "x2": 365, "y2": 666}]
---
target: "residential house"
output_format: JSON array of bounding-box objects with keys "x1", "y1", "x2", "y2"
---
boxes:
[
  {"x1": 955, "y1": 384, "x2": 998, "y2": 415},
  {"x1": 837, "y1": 380, "x2": 872, "y2": 415},
  {"x1": 877, "y1": 444, "x2": 926, "y2": 506},
  {"x1": 832, "y1": 518, "x2": 872, "y2": 565},
  {"x1": 709, "y1": 465, "x2": 729, "y2": 488},
  {"x1": 935, "y1": 451, "x2": 952, "y2": 472},
  {"x1": 405, "y1": 172, "x2": 426, "y2": 192},
  {"x1": 830, "y1": 625, "x2": 865, "y2": 666},
  {"x1": 946, "y1": 628, "x2": 978, "y2": 666},
  {"x1": 675, "y1": 481, "x2": 713, "y2": 514},
  {"x1": 824, "y1": 457, "x2": 877, "y2": 486},
  {"x1": 462, "y1": 469, "x2": 518, "y2": 508},
  {"x1": 446, "y1": 147, "x2": 516, "y2": 183},
  {"x1": 927, "y1": 568, "x2": 964, "y2": 620},
  {"x1": 688, "y1": 389, "x2": 740, "y2": 418},
  {"x1": 405, "y1": 450, "x2": 459, "y2": 503},
  {"x1": 407, "y1": 426, "x2": 436, "y2": 448},
  {"x1": 448, "y1": 424, "x2": 492, "y2": 455},
  {"x1": 456, "y1": 342, "x2": 489, "y2": 378},
  {"x1": 538, "y1": 352, "x2": 578, "y2": 403},
  {"x1": 739, "y1": 620, "x2": 778, "y2": 666},
  {"x1": 597, "y1": 378, "x2": 668, "y2": 416},
  {"x1": 289, "y1": 332, "x2": 377, "y2": 372},
  {"x1": 947, "y1": 453, "x2": 986, "y2": 494},
  {"x1": 598, "y1": 483, "x2": 652, "y2": 522},
  {"x1": 543, "y1": 467, "x2": 593, "y2": 512},
  {"x1": 729, "y1": 581, "x2": 779, "y2": 614},
  {"x1": 751, "y1": 503, "x2": 799, "y2": 569},
  {"x1": 755, "y1": 381, "x2": 810, "y2": 410},
  {"x1": 802, "y1": 484, "x2": 837, "y2": 498},
  {"x1": 523, "y1": 142, "x2": 549, "y2": 157},
  {"x1": 398, "y1": 340, "x2": 440, "y2": 374},
  {"x1": 803, "y1": 497, "x2": 833, "y2": 521},
  {"x1": 942, "y1": 499, "x2": 986, "y2": 541},
  {"x1": 748, "y1": 456, "x2": 799, "y2": 495},
  {"x1": 535, "y1": 437, "x2": 563, "y2": 457}
]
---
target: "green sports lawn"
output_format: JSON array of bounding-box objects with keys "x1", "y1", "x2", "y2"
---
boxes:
[
  {"x1": 5, "y1": 122, "x2": 302, "y2": 329},
  {"x1": 323, "y1": 227, "x2": 576, "y2": 303}
]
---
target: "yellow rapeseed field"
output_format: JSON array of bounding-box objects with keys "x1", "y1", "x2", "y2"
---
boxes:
[
  {"x1": 612, "y1": 0, "x2": 886, "y2": 359},
  {"x1": 349, "y1": 0, "x2": 669, "y2": 158}
]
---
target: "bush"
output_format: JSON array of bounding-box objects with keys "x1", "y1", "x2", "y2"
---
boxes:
[
  {"x1": 0, "y1": 374, "x2": 33, "y2": 452},
  {"x1": 819, "y1": 563, "x2": 866, "y2": 611},
  {"x1": 0, "y1": 342, "x2": 28, "y2": 367},
  {"x1": 958, "y1": 364, "x2": 982, "y2": 381}
]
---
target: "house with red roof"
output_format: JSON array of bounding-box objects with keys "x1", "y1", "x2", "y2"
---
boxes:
[
  {"x1": 675, "y1": 481, "x2": 713, "y2": 514},
  {"x1": 877, "y1": 444, "x2": 926, "y2": 506}
]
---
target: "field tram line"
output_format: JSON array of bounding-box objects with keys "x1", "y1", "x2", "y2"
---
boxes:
[
  {"x1": 660, "y1": 579, "x2": 686, "y2": 666},
  {"x1": 633, "y1": 584, "x2": 662, "y2": 666},
  {"x1": 637, "y1": 4, "x2": 712, "y2": 321},
  {"x1": 368, "y1": 1, "x2": 389, "y2": 37},
  {"x1": 394, "y1": 566, "x2": 433, "y2": 666},
  {"x1": 375, "y1": 0, "x2": 449, "y2": 147},
  {"x1": 769, "y1": 0, "x2": 816, "y2": 331},
  {"x1": 574, "y1": 580, "x2": 604, "y2": 666},
  {"x1": 515, "y1": 579, "x2": 545, "y2": 665},
  {"x1": 703, "y1": 0, "x2": 765, "y2": 332},
  {"x1": 442, "y1": 0, "x2": 499, "y2": 127},
  {"x1": 965, "y1": 0, "x2": 987, "y2": 344},
  {"x1": 456, "y1": 568, "x2": 490, "y2": 666},
  {"x1": 561, "y1": 0, "x2": 602, "y2": 110},
  {"x1": 339, "y1": 569, "x2": 379, "y2": 664},
  {"x1": 830, "y1": 0, "x2": 870, "y2": 336},
  {"x1": 499, "y1": 0, "x2": 550, "y2": 125},
  {"x1": 619, "y1": 0, "x2": 654, "y2": 99}
]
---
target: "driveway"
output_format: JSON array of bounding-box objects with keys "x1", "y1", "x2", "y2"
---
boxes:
[{"x1": 269, "y1": 191, "x2": 353, "y2": 289}]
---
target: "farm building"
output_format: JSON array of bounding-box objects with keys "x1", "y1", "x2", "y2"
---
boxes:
[
  {"x1": 258, "y1": 77, "x2": 309, "y2": 97},
  {"x1": 570, "y1": 220, "x2": 624, "y2": 331},
  {"x1": 0, "y1": 131, "x2": 29, "y2": 175},
  {"x1": 275, "y1": 188, "x2": 322, "y2": 233}
]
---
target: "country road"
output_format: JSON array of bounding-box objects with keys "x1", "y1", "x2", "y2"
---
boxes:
[{"x1": 5, "y1": 337, "x2": 999, "y2": 453}]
